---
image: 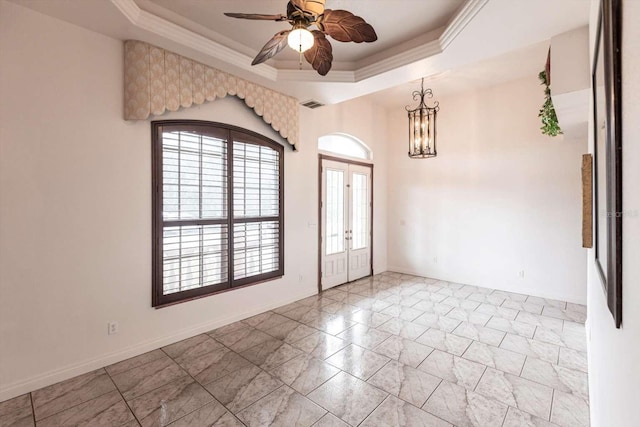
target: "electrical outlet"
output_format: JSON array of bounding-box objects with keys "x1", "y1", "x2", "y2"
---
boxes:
[
  {"x1": 518, "y1": 270, "x2": 525, "y2": 279},
  {"x1": 433, "y1": 257, "x2": 438, "y2": 264},
  {"x1": 108, "y1": 321, "x2": 119, "y2": 335},
  {"x1": 298, "y1": 274, "x2": 304, "y2": 283}
]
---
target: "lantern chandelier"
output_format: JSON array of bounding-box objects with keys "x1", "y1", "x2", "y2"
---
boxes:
[{"x1": 406, "y1": 78, "x2": 439, "y2": 158}]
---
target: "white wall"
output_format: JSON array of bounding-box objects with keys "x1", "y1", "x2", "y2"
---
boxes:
[
  {"x1": 586, "y1": 1, "x2": 640, "y2": 425},
  {"x1": 550, "y1": 26, "x2": 591, "y2": 140},
  {"x1": 551, "y1": 26, "x2": 591, "y2": 96},
  {"x1": 0, "y1": 1, "x2": 388, "y2": 401},
  {"x1": 387, "y1": 77, "x2": 587, "y2": 303},
  {"x1": 308, "y1": 98, "x2": 389, "y2": 275}
]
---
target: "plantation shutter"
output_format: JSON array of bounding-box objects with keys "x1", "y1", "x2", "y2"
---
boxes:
[
  {"x1": 153, "y1": 122, "x2": 284, "y2": 307},
  {"x1": 232, "y1": 132, "x2": 282, "y2": 284}
]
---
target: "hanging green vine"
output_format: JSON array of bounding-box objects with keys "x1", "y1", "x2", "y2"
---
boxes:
[{"x1": 538, "y1": 70, "x2": 562, "y2": 137}]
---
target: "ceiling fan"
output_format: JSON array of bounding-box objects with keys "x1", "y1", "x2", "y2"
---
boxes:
[{"x1": 224, "y1": 0, "x2": 378, "y2": 76}]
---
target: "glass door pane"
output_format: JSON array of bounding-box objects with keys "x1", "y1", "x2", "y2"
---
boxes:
[
  {"x1": 325, "y1": 169, "x2": 345, "y2": 255},
  {"x1": 351, "y1": 172, "x2": 368, "y2": 250}
]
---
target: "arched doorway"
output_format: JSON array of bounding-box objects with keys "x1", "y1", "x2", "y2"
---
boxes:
[
  {"x1": 318, "y1": 134, "x2": 373, "y2": 291},
  {"x1": 318, "y1": 133, "x2": 372, "y2": 161}
]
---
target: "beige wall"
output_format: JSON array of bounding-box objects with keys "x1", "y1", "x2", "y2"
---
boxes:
[
  {"x1": 585, "y1": 1, "x2": 640, "y2": 425},
  {"x1": 0, "y1": 0, "x2": 603, "y2": 407},
  {"x1": 386, "y1": 76, "x2": 588, "y2": 303},
  {"x1": 0, "y1": 1, "x2": 388, "y2": 400}
]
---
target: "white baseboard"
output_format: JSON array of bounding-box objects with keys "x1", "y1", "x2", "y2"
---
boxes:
[
  {"x1": 0, "y1": 290, "x2": 317, "y2": 402},
  {"x1": 386, "y1": 266, "x2": 587, "y2": 305}
]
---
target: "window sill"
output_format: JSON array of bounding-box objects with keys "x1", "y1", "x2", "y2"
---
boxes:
[{"x1": 153, "y1": 272, "x2": 285, "y2": 309}]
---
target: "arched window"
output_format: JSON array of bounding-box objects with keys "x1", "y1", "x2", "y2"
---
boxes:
[
  {"x1": 318, "y1": 133, "x2": 372, "y2": 160},
  {"x1": 151, "y1": 121, "x2": 284, "y2": 307}
]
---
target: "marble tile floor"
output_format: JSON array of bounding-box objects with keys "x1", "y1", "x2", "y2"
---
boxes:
[{"x1": 0, "y1": 272, "x2": 589, "y2": 427}]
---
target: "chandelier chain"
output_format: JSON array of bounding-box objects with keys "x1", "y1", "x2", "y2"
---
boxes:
[{"x1": 405, "y1": 78, "x2": 440, "y2": 112}]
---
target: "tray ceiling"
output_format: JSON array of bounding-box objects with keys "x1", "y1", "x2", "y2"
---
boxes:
[
  {"x1": 9, "y1": 0, "x2": 590, "y2": 107},
  {"x1": 140, "y1": 0, "x2": 466, "y2": 65}
]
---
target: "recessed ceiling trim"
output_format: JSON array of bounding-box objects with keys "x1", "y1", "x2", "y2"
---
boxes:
[
  {"x1": 110, "y1": 0, "x2": 488, "y2": 84},
  {"x1": 355, "y1": 40, "x2": 443, "y2": 82},
  {"x1": 277, "y1": 69, "x2": 355, "y2": 83},
  {"x1": 111, "y1": 0, "x2": 140, "y2": 21},
  {"x1": 440, "y1": 0, "x2": 490, "y2": 50},
  {"x1": 110, "y1": 0, "x2": 278, "y2": 80}
]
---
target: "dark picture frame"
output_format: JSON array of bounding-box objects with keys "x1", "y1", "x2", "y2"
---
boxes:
[{"x1": 592, "y1": 0, "x2": 622, "y2": 328}]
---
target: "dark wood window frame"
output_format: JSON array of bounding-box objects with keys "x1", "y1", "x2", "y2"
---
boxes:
[{"x1": 152, "y1": 120, "x2": 285, "y2": 308}]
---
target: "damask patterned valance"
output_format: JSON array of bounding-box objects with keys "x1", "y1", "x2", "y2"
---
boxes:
[{"x1": 124, "y1": 40, "x2": 299, "y2": 148}]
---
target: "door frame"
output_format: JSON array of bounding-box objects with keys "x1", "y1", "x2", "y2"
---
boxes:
[{"x1": 318, "y1": 154, "x2": 374, "y2": 293}]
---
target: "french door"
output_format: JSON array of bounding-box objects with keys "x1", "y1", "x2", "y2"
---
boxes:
[{"x1": 320, "y1": 158, "x2": 372, "y2": 290}]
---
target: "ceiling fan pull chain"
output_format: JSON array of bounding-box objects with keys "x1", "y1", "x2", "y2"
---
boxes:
[{"x1": 299, "y1": 50, "x2": 303, "y2": 70}]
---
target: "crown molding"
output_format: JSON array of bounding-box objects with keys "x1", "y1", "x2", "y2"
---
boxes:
[
  {"x1": 441, "y1": 0, "x2": 490, "y2": 50},
  {"x1": 355, "y1": 39, "x2": 442, "y2": 81},
  {"x1": 277, "y1": 69, "x2": 356, "y2": 82},
  {"x1": 110, "y1": 0, "x2": 278, "y2": 80},
  {"x1": 111, "y1": 0, "x2": 140, "y2": 21},
  {"x1": 110, "y1": 0, "x2": 488, "y2": 84}
]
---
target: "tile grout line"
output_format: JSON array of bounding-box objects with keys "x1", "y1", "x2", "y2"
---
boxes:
[
  {"x1": 521, "y1": 364, "x2": 587, "y2": 396},
  {"x1": 125, "y1": 341, "x2": 248, "y2": 422},
  {"x1": 458, "y1": 332, "x2": 475, "y2": 356},
  {"x1": 198, "y1": 379, "x2": 251, "y2": 427},
  {"x1": 470, "y1": 337, "x2": 585, "y2": 394},
  {"x1": 473, "y1": 366, "x2": 550, "y2": 425},
  {"x1": 354, "y1": 393, "x2": 390, "y2": 427},
  {"x1": 301, "y1": 362, "x2": 343, "y2": 398},
  {"x1": 156, "y1": 346, "x2": 246, "y2": 426},
  {"x1": 420, "y1": 377, "x2": 443, "y2": 407},
  {"x1": 231, "y1": 383, "x2": 292, "y2": 423},
  {"x1": 499, "y1": 400, "x2": 510, "y2": 427},
  {"x1": 519, "y1": 355, "x2": 528, "y2": 377},
  {"x1": 31, "y1": 369, "x2": 118, "y2": 424},
  {"x1": 210, "y1": 323, "x2": 352, "y2": 421},
  {"x1": 363, "y1": 357, "x2": 392, "y2": 383},
  {"x1": 496, "y1": 319, "x2": 509, "y2": 348},
  {"x1": 131, "y1": 344, "x2": 226, "y2": 425},
  {"x1": 292, "y1": 381, "x2": 336, "y2": 423},
  {"x1": 29, "y1": 392, "x2": 35, "y2": 426},
  {"x1": 473, "y1": 365, "x2": 488, "y2": 392},
  {"x1": 321, "y1": 352, "x2": 440, "y2": 423},
  {"x1": 106, "y1": 351, "x2": 189, "y2": 400},
  {"x1": 103, "y1": 366, "x2": 143, "y2": 427}
]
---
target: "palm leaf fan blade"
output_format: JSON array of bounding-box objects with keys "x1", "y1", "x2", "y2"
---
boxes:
[
  {"x1": 320, "y1": 10, "x2": 377, "y2": 43},
  {"x1": 289, "y1": 0, "x2": 325, "y2": 16},
  {"x1": 224, "y1": 12, "x2": 287, "y2": 21},
  {"x1": 252, "y1": 30, "x2": 291, "y2": 65},
  {"x1": 304, "y1": 30, "x2": 333, "y2": 76}
]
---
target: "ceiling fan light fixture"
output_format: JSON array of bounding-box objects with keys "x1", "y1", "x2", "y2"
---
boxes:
[
  {"x1": 287, "y1": 26, "x2": 314, "y2": 53},
  {"x1": 224, "y1": 1, "x2": 377, "y2": 75}
]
